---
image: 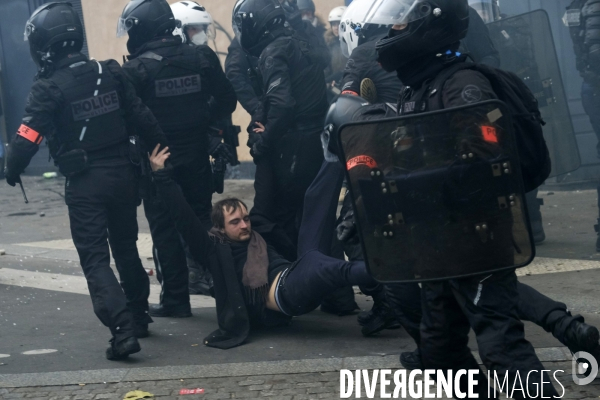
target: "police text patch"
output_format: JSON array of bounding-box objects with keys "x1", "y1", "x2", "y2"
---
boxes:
[
  {"x1": 71, "y1": 91, "x2": 120, "y2": 121},
  {"x1": 155, "y1": 75, "x2": 201, "y2": 97}
]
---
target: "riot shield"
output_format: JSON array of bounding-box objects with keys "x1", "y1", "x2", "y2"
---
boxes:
[
  {"x1": 487, "y1": 10, "x2": 581, "y2": 178},
  {"x1": 338, "y1": 101, "x2": 534, "y2": 282}
]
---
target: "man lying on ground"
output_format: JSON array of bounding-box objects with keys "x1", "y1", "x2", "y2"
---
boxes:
[{"x1": 148, "y1": 145, "x2": 423, "y2": 348}]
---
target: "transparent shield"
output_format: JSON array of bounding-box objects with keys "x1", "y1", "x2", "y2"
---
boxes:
[
  {"x1": 338, "y1": 101, "x2": 533, "y2": 282},
  {"x1": 487, "y1": 9, "x2": 581, "y2": 178}
]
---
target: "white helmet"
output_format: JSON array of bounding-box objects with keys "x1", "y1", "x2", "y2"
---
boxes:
[
  {"x1": 339, "y1": 0, "x2": 389, "y2": 57},
  {"x1": 171, "y1": 1, "x2": 216, "y2": 46},
  {"x1": 328, "y1": 6, "x2": 347, "y2": 23}
]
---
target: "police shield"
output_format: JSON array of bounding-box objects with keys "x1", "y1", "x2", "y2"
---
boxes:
[
  {"x1": 338, "y1": 101, "x2": 534, "y2": 282},
  {"x1": 487, "y1": 10, "x2": 581, "y2": 178}
]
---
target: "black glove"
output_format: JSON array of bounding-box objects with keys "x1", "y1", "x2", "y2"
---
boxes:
[
  {"x1": 336, "y1": 208, "x2": 359, "y2": 244},
  {"x1": 208, "y1": 137, "x2": 236, "y2": 165},
  {"x1": 4, "y1": 166, "x2": 22, "y2": 187},
  {"x1": 250, "y1": 135, "x2": 268, "y2": 160}
]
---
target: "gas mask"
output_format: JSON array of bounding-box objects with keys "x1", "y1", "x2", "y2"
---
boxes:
[{"x1": 191, "y1": 30, "x2": 208, "y2": 45}]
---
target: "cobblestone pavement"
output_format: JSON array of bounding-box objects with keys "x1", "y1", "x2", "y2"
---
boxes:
[{"x1": 2, "y1": 363, "x2": 600, "y2": 400}]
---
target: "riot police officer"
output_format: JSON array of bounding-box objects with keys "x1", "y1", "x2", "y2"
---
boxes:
[
  {"x1": 118, "y1": 0, "x2": 237, "y2": 318},
  {"x1": 232, "y1": 0, "x2": 329, "y2": 258},
  {"x1": 4, "y1": 2, "x2": 167, "y2": 360},
  {"x1": 373, "y1": 0, "x2": 558, "y2": 396},
  {"x1": 565, "y1": 0, "x2": 600, "y2": 250}
]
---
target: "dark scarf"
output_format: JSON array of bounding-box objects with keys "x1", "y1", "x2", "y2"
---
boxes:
[
  {"x1": 396, "y1": 46, "x2": 467, "y2": 88},
  {"x1": 209, "y1": 228, "x2": 270, "y2": 305}
]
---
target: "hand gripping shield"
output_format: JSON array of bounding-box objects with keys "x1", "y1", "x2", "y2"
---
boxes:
[
  {"x1": 487, "y1": 10, "x2": 581, "y2": 178},
  {"x1": 338, "y1": 101, "x2": 534, "y2": 282}
]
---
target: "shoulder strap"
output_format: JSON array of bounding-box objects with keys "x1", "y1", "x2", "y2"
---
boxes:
[
  {"x1": 429, "y1": 62, "x2": 476, "y2": 110},
  {"x1": 139, "y1": 49, "x2": 207, "y2": 81}
]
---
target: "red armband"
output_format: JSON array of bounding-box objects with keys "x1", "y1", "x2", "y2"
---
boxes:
[
  {"x1": 347, "y1": 155, "x2": 378, "y2": 170},
  {"x1": 17, "y1": 125, "x2": 43, "y2": 145},
  {"x1": 341, "y1": 90, "x2": 359, "y2": 96}
]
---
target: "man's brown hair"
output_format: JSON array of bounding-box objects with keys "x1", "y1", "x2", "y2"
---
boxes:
[{"x1": 211, "y1": 198, "x2": 249, "y2": 230}]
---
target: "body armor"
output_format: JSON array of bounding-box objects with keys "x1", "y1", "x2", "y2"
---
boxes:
[
  {"x1": 51, "y1": 60, "x2": 128, "y2": 155},
  {"x1": 137, "y1": 44, "x2": 211, "y2": 133}
]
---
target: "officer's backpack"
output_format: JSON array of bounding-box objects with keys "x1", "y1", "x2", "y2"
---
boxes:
[{"x1": 426, "y1": 62, "x2": 552, "y2": 193}]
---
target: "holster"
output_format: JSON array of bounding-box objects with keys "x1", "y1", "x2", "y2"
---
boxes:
[{"x1": 57, "y1": 149, "x2": 89, "y2": 177}]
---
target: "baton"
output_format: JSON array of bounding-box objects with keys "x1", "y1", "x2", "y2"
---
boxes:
[{"x1": 18, "y1": 181, "x2": 29, "y2": 204}]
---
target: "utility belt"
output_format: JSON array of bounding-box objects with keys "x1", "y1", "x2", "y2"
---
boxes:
[
  {"x1": 56, "y1": 138, "x2": 136, "y2": 177},
  {"x1": 293, "y1": 118, "x2": 326, "y2": 132}
]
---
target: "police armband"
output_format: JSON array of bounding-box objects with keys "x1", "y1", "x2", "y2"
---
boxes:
[{"x1": 16, "y1": 125, "x2": 44, "y2": 145}]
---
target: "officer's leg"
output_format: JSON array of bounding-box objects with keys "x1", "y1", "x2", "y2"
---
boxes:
[
  {"x1": 453, "y1": 270, "x2": 558, "y2": 398},
  {"x1": 420, "y1": 281, "x2": 492, "y2": 398},
  {"x1": 66, "y1": 173, "x2": 135, "y2": 342},
  {"x1": 525, "y1": 188, "x2": 545, "y2": 244},
  {"x1": 143, "y1": 195, "x2": 191, "y2": 315},
  {"x1": 106, "y1": 169, "x2": 152, "y2": 334},
  {"x1": 517, "y1": 281, "x2": 599, "y2": 356}
]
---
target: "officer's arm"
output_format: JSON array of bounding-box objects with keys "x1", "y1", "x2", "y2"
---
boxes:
[
  {"x1": 464, "y1": 7, "x2": 500, "y2": 68},
  {"x1": 225, "y1": 41, "x2": 263, "y2": 116},
  {"x1": 202, "y1": 47, "x2": 237, "y2": 120},
  {"x1": 441, "y1": 70, "x2": 498, "y2": 108},
  {"x1": 105, "y1": 60, "x2": 167, "y2": 151},
  {"x1": 260, "y1": 48, "x2": 295, "y2": 146},
  {"x1": 339, "y1": 47, "x2": 365, "y2": 96},
  {"x1": 5, "y1": 82, "x2": 60, "y2": 184}
]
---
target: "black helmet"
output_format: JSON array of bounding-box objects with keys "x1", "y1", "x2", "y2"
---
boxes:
[
  {"x1": 117, "y1": 0, "x2": 177, "y2": 54},
  {"x1": 297, "y1": 0, "x2": 315, "y2": 13},
  {"x1": 232, "y1": 0, "x2": 286, "y2": 57},
  {"x1": 24, "y1": 2, "x2": 84, "y2": 68},
  {"x1": 374, "y1": 0, "x2": 470, "y2": 72},
  {"x1": 322, "y1": 94, "x2": 369, "y2": 159}
]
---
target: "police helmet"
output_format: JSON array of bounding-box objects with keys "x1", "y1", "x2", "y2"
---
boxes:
[
  {"x1": 232, "y1": 0, "x2": 286, "y2": 56},
  {"x1": 329, "y1": 6, "x2": 347, "y2": 23},
  {"x1": 322, "y1": 94, "x2": 369, "y2": 160},
  {"x1": 339, "y1": 0, "x2": 391, "y2": 58},
  {"x1": 117, "y1": 0, "x2": 177, "y2": 54},
  {"x1": 24, "y1": 2, "x2": 84, "y2": 68},
  {"x1": 297, "y1": 0, "x2": 315, "y2": 13},
  {"x1": 171, "y1": 1, "x2": 215, "y2": 45},
  {"x1": 374, "y1": 0, "x2": 470, "y2": 72}
]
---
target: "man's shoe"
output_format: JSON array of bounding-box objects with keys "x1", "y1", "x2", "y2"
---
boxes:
[
  {"x1": 400, "y1": 348, "x2": 423, "y2": 370},
  {"x1": 360, "y1": 302, "x2": 401, "y2": 336},
  {"x1": 106, "y1": 337, "x2": 141, "y2": 361},
  {"x1": 564, "y1": 320, "x2": 600, "y2": 355},
  {"x1": 149, "y1": 304, "x2": 192, "y2": 318}
]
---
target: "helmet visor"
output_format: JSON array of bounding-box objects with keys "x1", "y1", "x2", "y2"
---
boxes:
[
  {"x1": 24, "y1": 1, "x2": 67, "y2": 41},
  {"x1": 364, "y1": 0, "x2": 432, "y2": 27},
  {"x1": 185, "y1": 23, "x2": 216, "y2": 40},
  {"x1": 117, "y1": 0, "x2": 147, "y2": 37}
]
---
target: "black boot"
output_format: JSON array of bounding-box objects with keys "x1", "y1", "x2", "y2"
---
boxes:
[
  {"x1": 359, "y1": 286, "x2": 401, "y2": 336},
  {"x1": 400, "y1": 348, "x2": 423, "y2": 370},
  {"x1": 149, "y1": 303, "x2": 192, "y2": 318},
  {"x1": 106, "y1": 336, "x2": 141, "y2": 360},
  {"x1": 133, "y1": 311, "x2": 153, "y2": 338},
  {"x1": 564, "y1": 320, "x2": 600, "y2": 357}
]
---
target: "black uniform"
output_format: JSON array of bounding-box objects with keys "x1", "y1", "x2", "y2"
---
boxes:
[
  {"x1": 122, "y1": 36, "x2": 237, "y2": 311},
  {"x1": 395, "y1": 57, "x2": 558, "y2": 397},
  {"x1": 250, "y1": 32, "x2": 329, "y2": 258},
  {"x1": 225, "y1": 39, "x2": 262, "y2": 119},
  {"x1": 5, "y1": 53, "x2": 166, "y2": 342}
]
